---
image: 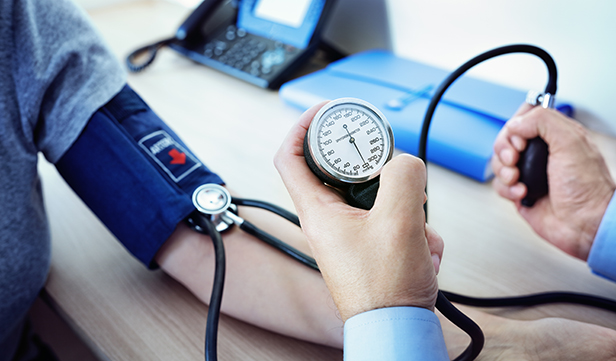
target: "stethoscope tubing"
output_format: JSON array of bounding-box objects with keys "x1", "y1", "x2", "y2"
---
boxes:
[{"x1": 195, "y1": 196, "x2": 616, "y2": 361}]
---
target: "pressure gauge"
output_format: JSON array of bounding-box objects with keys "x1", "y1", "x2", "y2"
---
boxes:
[{"x1": 304, "y1": 98, "x2": 394, "y2": 189}]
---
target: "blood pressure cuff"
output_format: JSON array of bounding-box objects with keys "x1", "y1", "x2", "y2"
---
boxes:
[{"x1": 56, "y1": 85, "x2": 223, "y2": 269}]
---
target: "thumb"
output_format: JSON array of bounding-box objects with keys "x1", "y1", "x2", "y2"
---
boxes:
[
  {"x1": 512, "y1": 102, "x2": 535, "y2": 117},
  {"x1": 372, "y1": 154, "x2": 427, "y2": 228},
  {"x1": 506, "y1": 107, "x2": 577, "y2": 149}
]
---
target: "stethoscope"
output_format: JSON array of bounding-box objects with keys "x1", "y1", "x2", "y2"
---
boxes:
[
  {"x1": 187, "y1": 183, "x2": 318, "y2": 361},
  {"x1": 188, "y1": 45, "x2": 616, "y2": 361}
]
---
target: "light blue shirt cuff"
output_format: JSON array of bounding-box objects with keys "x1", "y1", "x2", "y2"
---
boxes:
[
  {"x1": 344, "y1": 307, "x2": 449, "y2": 361},
  {"x1": 588, "y1": 192, "x2": 616, "y2": 282}
]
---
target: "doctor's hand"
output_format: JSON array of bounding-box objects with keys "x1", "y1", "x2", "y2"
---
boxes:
[
  {"x1": 274, "y1": 102, "x2": 443, "y2": 322},
  {"x1": 492, "y1": 104, "x2": 615, "y2": 260}
]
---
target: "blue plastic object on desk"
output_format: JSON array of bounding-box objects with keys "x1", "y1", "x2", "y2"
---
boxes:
[{"x1": 279, "y1": 50, "x2": 572, "y2": 182}]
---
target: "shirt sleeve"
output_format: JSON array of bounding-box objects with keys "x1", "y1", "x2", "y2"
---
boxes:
[
  {"x1": 587, "y1": 192, "x2": 616, "y2": 281},
  {"x1": 343, "y1": 307, "x2": 449, "y2": 361},
  {"x1": 9, "y1": 0, "x2": 126, "y2": 163}
]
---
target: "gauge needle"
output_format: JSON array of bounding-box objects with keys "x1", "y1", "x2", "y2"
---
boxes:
[{"x1": 343, "y1": 124, "x2": 366, "y2": 164}]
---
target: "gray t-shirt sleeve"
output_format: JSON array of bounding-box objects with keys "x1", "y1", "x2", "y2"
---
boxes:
[
  {"x1": 10, "y1": 0, "x2": 126, "y2": 163},
  {"x1": 0, "y1": 1, "x2": 126, "y2": 359}
]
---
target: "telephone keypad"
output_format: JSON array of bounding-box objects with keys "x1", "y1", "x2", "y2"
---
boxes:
[{"x1": 199, "y1": 25, "x2": 300, "y2": 81}]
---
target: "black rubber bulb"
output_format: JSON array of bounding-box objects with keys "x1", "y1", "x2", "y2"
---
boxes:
[{"x1": 517, "y1": 137, "x2": 549, "y2": 207}]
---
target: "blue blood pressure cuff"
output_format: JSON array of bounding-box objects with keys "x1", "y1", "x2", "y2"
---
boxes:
[{"x1": 56, "y1": 85, "x2": 223, "y2": 269}]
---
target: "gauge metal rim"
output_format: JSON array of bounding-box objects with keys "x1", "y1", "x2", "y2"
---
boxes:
[{"x1": 307, "y1": 98, "x2": 394, "y2": 185}]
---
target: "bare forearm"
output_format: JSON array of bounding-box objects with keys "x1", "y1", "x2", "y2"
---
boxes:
[{"x1": 155, "y1": 206, "x2": 344, "y2": 348}]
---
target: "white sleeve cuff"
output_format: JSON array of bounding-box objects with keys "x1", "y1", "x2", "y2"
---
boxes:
[
  {"x1": 344, "y1": 307, "x2": 449, "y2": 361},
  {"x1": 588, "y1": 192, "x2": 616, "y2": 281}
]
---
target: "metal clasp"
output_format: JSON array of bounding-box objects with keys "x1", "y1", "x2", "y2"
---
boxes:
[{"x1": 526, "y1": 90, "x2": 555, "y2": 109}]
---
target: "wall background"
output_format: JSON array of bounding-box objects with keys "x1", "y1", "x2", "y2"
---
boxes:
[
  {"x1": 76, "y1": 0, "x2": 616, "y2": 135},
  {"x1": 386, "y1": 0, "x2": 616, "y2": 134}
]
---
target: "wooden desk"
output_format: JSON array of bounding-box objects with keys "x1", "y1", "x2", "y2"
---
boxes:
[{"x1": 38, "y1": 1, "x2": 616, "y2": 360}]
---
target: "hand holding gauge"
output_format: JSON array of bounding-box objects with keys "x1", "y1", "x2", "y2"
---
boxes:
[
  {"x1": 296, "y1": 98, "x2": 483, "y2": 360},
  {"x1": 303, "y1": 98, "x2": 394, "y2": 209},
  {"x1": 276, "y1": 98, "x2": 444, "y2": 323}
]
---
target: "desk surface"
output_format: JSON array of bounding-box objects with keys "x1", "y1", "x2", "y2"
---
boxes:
[{"x1": 38, "y1": 1, "x2": 616, "y2": 360}]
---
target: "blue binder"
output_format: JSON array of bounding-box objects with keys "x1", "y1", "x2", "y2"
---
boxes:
[{"x1": 279, "y1": 50, "x2": 568, "y2": 182}]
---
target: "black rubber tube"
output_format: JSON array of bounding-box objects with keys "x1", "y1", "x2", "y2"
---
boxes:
[
  {"x1": 416, "y1": 44, "x2": 559, "y2": 359},
  {"x1": 442, "y1": 290, "x2": 616, "y2": 312},
  {"x1": 233, "y1": 197, "x2": 301, "y2": 227},
  {"x1": 436, "y1": 292, "x2": 484, "y2": 360},
  {"x1": 191, "y1": 212, "x2": 226, "y2": 361},
  {"x1": 418, "y1": 44, "x2": 558, "y2": 215},
  {"x1": 239, "y1": 220, "x2": 319, "y2": 271}
]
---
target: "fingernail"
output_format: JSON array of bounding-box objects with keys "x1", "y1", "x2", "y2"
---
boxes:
[
  {"x1": 511, "y1": 135, "x2": 525, "y2": 151},
  {"x1": 509, "y1": 116, "x2": 522, "y2": 126},
  {"x1": 431, "y1": 254, "x2": 441, "y2": 274}
]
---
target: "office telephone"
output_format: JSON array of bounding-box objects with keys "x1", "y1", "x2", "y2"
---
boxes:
[{"x1": 127, "y1": 0, "x2": 337, "y2": 89}]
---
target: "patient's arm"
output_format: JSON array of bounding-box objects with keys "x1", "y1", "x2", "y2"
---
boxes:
[
  {"x1": 154, "y1": 201, "x2": 344, "y2": 348},
  {"x1": 155, "y1": 194, "x2": 616, "y2": 361}
]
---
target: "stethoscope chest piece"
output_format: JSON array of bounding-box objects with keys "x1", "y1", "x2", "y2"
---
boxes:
[
  {"x1": 192, "y1": 184, "x2": 236, "y2": 233},
  {"x1": 193, "y1": 184, "x2": 232, "y2": 214}
]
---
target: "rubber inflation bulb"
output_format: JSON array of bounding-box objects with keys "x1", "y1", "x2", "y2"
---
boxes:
[
  {"x1": 346, "y1": 178, "x2": 380, "y2": 210},
  {"x1": 517, "y1": 137, "x2": 549, "y2": 207}
]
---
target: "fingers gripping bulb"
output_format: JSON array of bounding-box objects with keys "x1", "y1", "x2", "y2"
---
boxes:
[{"x1": 517, "y1": 91, "x2": 553, "y2": 207}]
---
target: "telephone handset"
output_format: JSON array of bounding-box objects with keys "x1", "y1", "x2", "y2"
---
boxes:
[
  {"x1": 127, "y1": 0, "x2": 337, "y2": 89},
  {"x1": 175, "y1": 0, "x2": 230, "y2": 43}
]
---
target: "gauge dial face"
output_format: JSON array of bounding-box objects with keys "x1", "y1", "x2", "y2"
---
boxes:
[{"x1": 307, "y1": 98, "x2": 394, "y2": 184}]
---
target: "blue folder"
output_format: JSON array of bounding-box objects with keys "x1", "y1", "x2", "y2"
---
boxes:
[{"x1": 279, "y1": 50, "x2": 567, "y2": 182}]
